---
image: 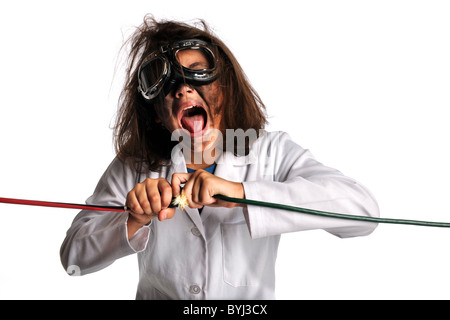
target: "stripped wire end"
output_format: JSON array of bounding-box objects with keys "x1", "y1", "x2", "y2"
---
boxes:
[{"x1": 171, "y1": 192, "x2": 188, "y2": 211}]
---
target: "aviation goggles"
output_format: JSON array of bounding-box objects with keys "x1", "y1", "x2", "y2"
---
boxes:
[{"x1": 138, "y1": 39, "x2": 219, "y2": 102}]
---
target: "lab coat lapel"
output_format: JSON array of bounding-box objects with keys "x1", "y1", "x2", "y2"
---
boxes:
[{"x1": 214, "y1": 151, "x2": 249, "y2": 181}]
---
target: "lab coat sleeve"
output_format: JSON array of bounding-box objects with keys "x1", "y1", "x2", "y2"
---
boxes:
[
  {"x1": 242, "y1": 131, "x2": 380, "y2": 239},
  {"x1": 60, "y1": 157, "x2": 151, "y2": 276}
]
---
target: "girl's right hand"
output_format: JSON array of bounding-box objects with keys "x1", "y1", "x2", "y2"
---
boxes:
[{"x1": 126, "y1": 178, "x2": 176, "y2": 238}]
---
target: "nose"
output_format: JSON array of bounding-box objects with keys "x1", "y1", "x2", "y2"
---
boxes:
[{"x1": 174, "y1": 83, "x2": 194, "y2": 99}]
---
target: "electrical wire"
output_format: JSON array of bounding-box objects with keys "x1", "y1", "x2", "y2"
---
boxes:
[
  {"x1": 213, "y1": 195, "x2": 450, "y2": 228},
  {"x1": 0, "y1": 197, "x2": 127, "y2": 212},
  {"x1": 2, "y1": 195, "x2": 450, "y2": 228}
]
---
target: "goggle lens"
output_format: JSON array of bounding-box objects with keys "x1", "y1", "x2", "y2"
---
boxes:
[
  {"x1": 138, "y1": 40, "x2": 218, "y2": 101},
  {"x1": 139, "y1": 56, "x2": 167, "y2": 98},
  {"x1": 175, "y1": 47, "x2": 213, "y2": 70}
]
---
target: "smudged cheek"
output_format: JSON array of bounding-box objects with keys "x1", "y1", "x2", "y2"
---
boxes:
[{"x1": 197, "y1": 84, "x2": 224, "y2": 125}]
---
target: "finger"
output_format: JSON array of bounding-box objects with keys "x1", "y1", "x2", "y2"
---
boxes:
[
  {"x1": 137, "y1": 185, "x2": 153, "y2": 214},
  {"x1": 183, "y1": 171, "x2": 204, "y2": 209},
  {"x1": 158, "y1": 179, "x2": 173, "y2": 209},
  {"x1": 171, "y1": 172, "x2": 191, "y2": 196},
  {"x1": 126, "y1": 190, "x2": 144, "y2": 215},
  {"x1": 145, "y1": 183, "x2": 162, "y2": 214},
  {"x1": 194, "y1": 172, "x2": 216, "y2": 206},
  {"x1": 191, "y1": 173, "x2": 203, "y2": 204}
]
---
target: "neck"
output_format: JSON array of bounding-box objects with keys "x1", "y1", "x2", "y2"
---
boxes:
[
  {"x1": 186, "y1": 162, "x2": 214, "y2": 171},
  {"x1": 186, "y1": 149, "x2": 220, "y2": 171}
]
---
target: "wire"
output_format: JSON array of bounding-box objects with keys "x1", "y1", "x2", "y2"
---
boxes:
[
  {"x1": 2, "y1": 195, "x2": 450, "y2": 228},
  {"x1": 0, "y1": 197, "x2": 127, "y2": 212},
  {"x1": 213, "y1": 195, "x2": 450, "y2": 228}
]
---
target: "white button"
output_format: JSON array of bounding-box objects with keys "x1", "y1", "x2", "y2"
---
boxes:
[
  {"x1": 191, "y1": 227, "x2": 202, "y2": 237},
  {"x1": 189, "y1": 285, "x2": 201, "y2": 294}
]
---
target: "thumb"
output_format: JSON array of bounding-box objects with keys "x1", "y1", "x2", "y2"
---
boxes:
[
  {"x1": 158, "y1": 207, "x2": 176, "y2": 221},
  {"x1": 171, "y1": 172, "x2": 192, "y2": 196}
]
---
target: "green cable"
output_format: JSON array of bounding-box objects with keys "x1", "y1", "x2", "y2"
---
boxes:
[{"x1": 213, "y1": 194, "x2": 450, "y2": 228}]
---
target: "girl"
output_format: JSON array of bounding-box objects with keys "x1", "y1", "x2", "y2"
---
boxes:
[{"x1": 60, "y1": 16, "x2": 379, "y2": 299}]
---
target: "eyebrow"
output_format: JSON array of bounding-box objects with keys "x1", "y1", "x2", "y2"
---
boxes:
[{"x1": 187, "y1": 61, "x2": 209, "y2": 69}]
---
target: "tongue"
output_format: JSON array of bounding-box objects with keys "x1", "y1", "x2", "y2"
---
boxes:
[{"x1": 181, "y1": 115, "x2": 204, "y2": 133}]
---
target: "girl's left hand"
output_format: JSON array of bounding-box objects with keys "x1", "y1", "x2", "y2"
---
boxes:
[{"x1": 171, "y1": 170, "x2": 246, "y2": 209}]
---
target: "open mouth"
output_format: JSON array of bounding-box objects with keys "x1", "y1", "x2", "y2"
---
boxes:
[{"x1": 178, "y1": 105, "x2": 208, "y2": 134}]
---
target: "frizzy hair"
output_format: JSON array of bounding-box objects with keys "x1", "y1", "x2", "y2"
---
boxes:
[{"x1": 113, "y1": 16, "x2": 267, "y2": 171}]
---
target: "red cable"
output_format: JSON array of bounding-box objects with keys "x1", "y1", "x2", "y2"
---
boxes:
[{"x1": 0, "y1": 197, "x2": 128, "y2": 212}]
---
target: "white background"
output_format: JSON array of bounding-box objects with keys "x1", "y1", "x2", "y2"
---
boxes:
[{"x1": 0, "y1": 0, "x2": 449, "y2": 299}]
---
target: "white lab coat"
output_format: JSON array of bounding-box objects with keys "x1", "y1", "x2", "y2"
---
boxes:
[{"x1": 60, "y1": 131, "x2": 379, "y2": 299}]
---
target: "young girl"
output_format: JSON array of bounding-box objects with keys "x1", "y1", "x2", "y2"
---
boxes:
[{"x1": 60, "y1": 16, "x2": 379, "y2": 299}]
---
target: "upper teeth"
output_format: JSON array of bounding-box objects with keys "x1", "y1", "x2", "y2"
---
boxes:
[{"x1": 184, "y1": 105, "x2": 200, "y2": 111}]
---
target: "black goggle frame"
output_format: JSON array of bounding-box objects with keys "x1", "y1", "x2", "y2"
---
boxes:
[{"x1": 138, "y1": 39, "x2": 219, "y2": 102}]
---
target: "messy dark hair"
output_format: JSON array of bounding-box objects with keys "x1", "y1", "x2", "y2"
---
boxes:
[{"x1": 113, "y1": 16, "x2": 267, "y2": 171}]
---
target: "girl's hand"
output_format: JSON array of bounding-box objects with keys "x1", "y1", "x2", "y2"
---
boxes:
[
  {"x1": 171, "y1": 170, "x2": 246, "y2": 209},
  {"x1": 126, "y1": 178, "x2": 176, "y2": 238}
]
